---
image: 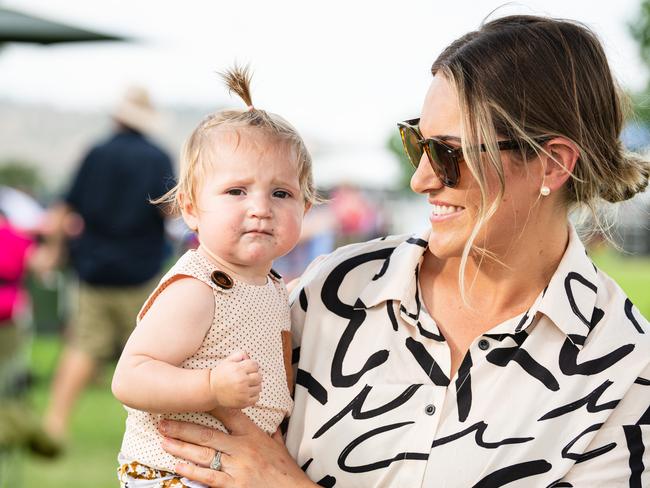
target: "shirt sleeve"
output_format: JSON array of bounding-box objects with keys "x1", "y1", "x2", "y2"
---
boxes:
[
  {"x1": 288, "y1": 254, "x2": 331, "y2": 382},
  {"x1": 558, "y1": 362, "x2": 650, "y2": 486}
]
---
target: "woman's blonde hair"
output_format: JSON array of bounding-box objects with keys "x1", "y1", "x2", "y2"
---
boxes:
[
  {"x1": 431, "y1": 15, "x2": 650, "y2": 299},
  {"x1": 155, "y1": 65, "x2": 317, "y2": 213}
]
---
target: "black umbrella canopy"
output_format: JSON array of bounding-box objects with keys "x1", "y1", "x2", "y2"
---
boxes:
[{"x1": 0, "y1": 6, "x2": 126, "y2": 45}]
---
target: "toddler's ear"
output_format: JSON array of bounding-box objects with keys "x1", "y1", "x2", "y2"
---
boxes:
[
  {"x1": 179, "y1": 192, "x2": 199, "y2": 231},
  {"x1": 304, "y1": 201, "x2": 312, "y2": 214}
]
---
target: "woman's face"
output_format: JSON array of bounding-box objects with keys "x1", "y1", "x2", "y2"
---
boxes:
[{"x1": 411, "y1": 75, "x2": 545, "y2": 260}]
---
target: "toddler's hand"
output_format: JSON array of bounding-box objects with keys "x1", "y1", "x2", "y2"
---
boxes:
[{"x1": 209, "y1": 351, "x2": 261, "y2": 409}]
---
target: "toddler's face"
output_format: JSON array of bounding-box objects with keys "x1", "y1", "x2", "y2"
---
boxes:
[{"x1": 184, "y1": 130, "x2": 308, "y2": 277}]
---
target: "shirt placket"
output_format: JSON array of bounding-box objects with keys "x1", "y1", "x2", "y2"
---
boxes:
[{"x1": 396, "y1": 304, "x2": 451, "y2": 487}]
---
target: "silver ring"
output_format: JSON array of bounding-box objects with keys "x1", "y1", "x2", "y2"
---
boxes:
[{"x1": 209, "y1": 450, "x2": 222, "y2": 471}]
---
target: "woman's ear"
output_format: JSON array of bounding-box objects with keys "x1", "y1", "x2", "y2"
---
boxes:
[
  {"x1": 179, "y1": 192, "x2": 199, "y2": 232},
  {"x1": 541, "y1": 137, "x2": 579, "y2": 192}
]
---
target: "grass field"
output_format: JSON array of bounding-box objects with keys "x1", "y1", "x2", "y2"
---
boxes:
[
  {"x1": 11, "y1": 249, "x2": 650, "y2": 487},
  {"x1": 23, "y1": 339, "x2": 125, "y2": 487}
]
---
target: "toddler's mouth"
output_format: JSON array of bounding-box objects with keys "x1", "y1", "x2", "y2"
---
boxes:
[{"x1": 244, "y1": 229, "x2": 273, "y2": 236}]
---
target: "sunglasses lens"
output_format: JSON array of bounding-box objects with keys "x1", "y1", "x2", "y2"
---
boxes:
[
  {"x1": 399, "y1": 126, "x2": 423, "y2": 169},
  {"x1": 427, "y1": 140, "x2": 460, "y2": 187}
]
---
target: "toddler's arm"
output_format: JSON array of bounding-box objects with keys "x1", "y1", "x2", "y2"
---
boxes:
[{"x1": 111, "y1": 277, "x2": 262, "y2": 413}]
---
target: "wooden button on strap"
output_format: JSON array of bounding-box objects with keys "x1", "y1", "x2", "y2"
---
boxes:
[{"x1": 211, "y1": 270, "x2": 234, "y2": 289}]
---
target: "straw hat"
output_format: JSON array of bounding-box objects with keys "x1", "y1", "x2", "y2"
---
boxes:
[{"x1": 111, "y1": 85, "x2": 159, "y2": 134}]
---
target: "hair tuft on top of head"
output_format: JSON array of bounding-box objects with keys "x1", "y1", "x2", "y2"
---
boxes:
[{"x1": 219, "y1": 64, "x2": 254, "y2": 109}]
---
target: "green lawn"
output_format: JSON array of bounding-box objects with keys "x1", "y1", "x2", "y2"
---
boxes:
[
  {"x1": 23, "y1": 339, "x2": 125, "y2": 488},
  {"x1": 591, "y1": 248, "x2": 650, "y2": 318},
  {"x1": 12, "y1": 249, "x2": 650, "y2": 487}
]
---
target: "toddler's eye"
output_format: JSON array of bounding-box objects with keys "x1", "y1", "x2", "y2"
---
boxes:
[
  {"x1": 227, "y1": 189, "x2": 245, "y2": 196},
  {"x1": 273, "y1": 190, "x2": 291, "y2": 199}
]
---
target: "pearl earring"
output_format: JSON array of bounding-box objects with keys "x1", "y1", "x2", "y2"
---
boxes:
[{"x1": 540, "y1": 186, "x2": 551, "y2": 196}]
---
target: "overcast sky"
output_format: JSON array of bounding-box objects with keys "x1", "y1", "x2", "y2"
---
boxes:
[{"x1": 0, "y1": 0, "x2": 645, "y2": 153}]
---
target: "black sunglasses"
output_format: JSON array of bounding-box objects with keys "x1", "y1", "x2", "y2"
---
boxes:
[{"x1": 397, "y1": 118, "x2": 531, "y2": 188}]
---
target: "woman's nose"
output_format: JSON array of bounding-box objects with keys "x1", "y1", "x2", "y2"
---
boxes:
[{"x1": 410, "y1": 153, "x2": 444, "y2": 194}]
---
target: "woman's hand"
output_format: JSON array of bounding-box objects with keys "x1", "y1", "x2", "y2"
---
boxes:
[{"x1": 159, "y1": 407, "x2": 316, "y2": 488}]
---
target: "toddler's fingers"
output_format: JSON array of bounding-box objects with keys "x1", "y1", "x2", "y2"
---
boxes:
[
  {"x1": 226, "y1": 350, "x2": 249, "y2": 362},
  {"x1": 241, "y1": 359, "x2": 259, "y2": 373},
  {"x1": 248, "y1": 392, "x2": 260, "y2": 405},
  {"x1": 248, "y1": 372, "x2": 262, "y2": 387}
]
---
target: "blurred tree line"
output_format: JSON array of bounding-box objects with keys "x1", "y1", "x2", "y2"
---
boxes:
[
  {"x1": 630, "y1": 0, "x2": 650, "y2": 122},
  {"x1": 0, "y1": 160, "x2": 43, "y2": 195}
]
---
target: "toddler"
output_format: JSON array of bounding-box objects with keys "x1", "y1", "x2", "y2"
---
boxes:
[{"x1": 112, "y1": 66, "x2": 315, "y2": 487}]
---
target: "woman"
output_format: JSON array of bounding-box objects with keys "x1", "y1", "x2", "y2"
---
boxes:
[{"x1": 158, "y1": 14, "x2": 650, "y2": 487}]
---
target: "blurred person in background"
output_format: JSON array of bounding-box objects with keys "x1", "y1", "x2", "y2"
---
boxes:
[
  {"x1": 40, "y1": 86, "x2": 175, "y2": 443},
  {"x1": 330, "y1": 183, "x2": 385, "y2": 246},
  {"x1": 0, "y1": 190, "x2": 60, "y2": 468}
]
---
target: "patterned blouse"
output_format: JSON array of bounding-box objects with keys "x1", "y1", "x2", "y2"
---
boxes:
[{"x1": 286, "y1": 226, "x2": 650, "y2": 487}]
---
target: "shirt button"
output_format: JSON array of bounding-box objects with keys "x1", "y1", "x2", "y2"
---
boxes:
[
  {"x1": 425, "y1": 404, "x2": 436, "y2": 416},
  {"x1": 478, "y1": 339, "x2": 490, "y2": 351}
]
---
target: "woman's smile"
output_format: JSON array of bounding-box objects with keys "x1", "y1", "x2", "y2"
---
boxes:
[{"x1": 429, "y1": 200, "x2": 465, "y2": 222}]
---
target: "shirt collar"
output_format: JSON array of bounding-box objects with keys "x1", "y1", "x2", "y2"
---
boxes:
[
  {"x1": 356, "y1": 224, "x2": 600, "y2": 350},
  {"x1": 534, "y1": 224, "x2": 601, "y2": 349},
  {"x1": 356, "y1": 229, "x2": 430, "y2": 320}
]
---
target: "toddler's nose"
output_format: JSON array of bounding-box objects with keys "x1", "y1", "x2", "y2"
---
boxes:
[{"x1": 248, "y1": 195, "x2": 272, "y2": 219}]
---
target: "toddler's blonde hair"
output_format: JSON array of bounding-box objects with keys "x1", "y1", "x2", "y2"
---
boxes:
[{"x1": 155, "y1": 65, "x2": 317, "y2": 213}]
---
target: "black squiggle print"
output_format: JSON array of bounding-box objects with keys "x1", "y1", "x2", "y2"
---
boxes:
[
  {"x1": 487, "y1": 345, "x2": 559, "y2": 391},
  {"x1": 321, "y1": 250, "x2": 395, "y2": 388},
  {"x1": 561, "y1": 423, "x2": 616, "y2": 463},
  {"x1": 302, "y1": 458, "x2": 337, "y2": 487},
  {"x1": 514, "y1": 310, "x2": 531, "y2": 333},
  {"x1": 456, "y1": 352, "x2": 473, "y2": 422},
  {"x1": 624, "y1": 425, "x2": 644, "y2": 488},
  {"x1": 538, "y1": 380, "x2": 619, "y2": 421},
  {"x1": 386, "y1": 299, "x2": 399, "y2": 331},
  {"x1": 321, "y1": 248, "x2": 395, "y2": 317},
  {"x1": 472, "y1": 460, "x2": 552, "y2": 487},
  {"x1": 406, "y1": 237, "x2": 428, "y2": 247},
  {"x1": 292, "y1": 347, "x2": 300, "y2": 365},
  {"x1": 416, "y1": 321, "x2": 445, "y2": 341},
  {"x1": 299, "y1": 288, "x2": 308, "y2": 311},
  {"x1": 558, "y1": 339, "x2": 634, "y2": 376},
  {"x1": 313, "y1": 384, "x2": 422, "y2": 439},
  {"x1": 372, "y1": 257, "x2": 390, "y2": 281},
  {"x1": 317, "y1": 476, "x2": 336, "y2": 487},
  {"x1": 296, "y1": 369, "x2": 328, "y2": 405},
  {"x1": 625, "y1": 298, "x2": 645, "y2": 334},
  {"x1": 431, "y1": 421, "x2": 534, "y2": 449},
  {"x1": 338, "y1": 422, "x2": 429, "y2": 472},
  {"x1": 564, "y1": 272, "x2": 603, "y2": 335},
  {"x1": 405, "y1": 337, "x2": 450, "y2": 386},
  {"x1": 331, "y1": 300, "x2": 390, "y2": 388}
]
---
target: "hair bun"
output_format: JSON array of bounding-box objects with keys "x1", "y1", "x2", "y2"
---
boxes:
[{"x1": 600, "y1": 151, "x2": 650, "y2": 203}]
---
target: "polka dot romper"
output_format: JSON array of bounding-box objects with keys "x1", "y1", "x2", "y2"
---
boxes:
[{"x1": 119, "y1": 249, "x2": 294, "y2": 473}]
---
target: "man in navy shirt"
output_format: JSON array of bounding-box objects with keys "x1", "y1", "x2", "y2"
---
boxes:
[{"x1": 42, "y1": 86, "x2": 174, "y2": 441}]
